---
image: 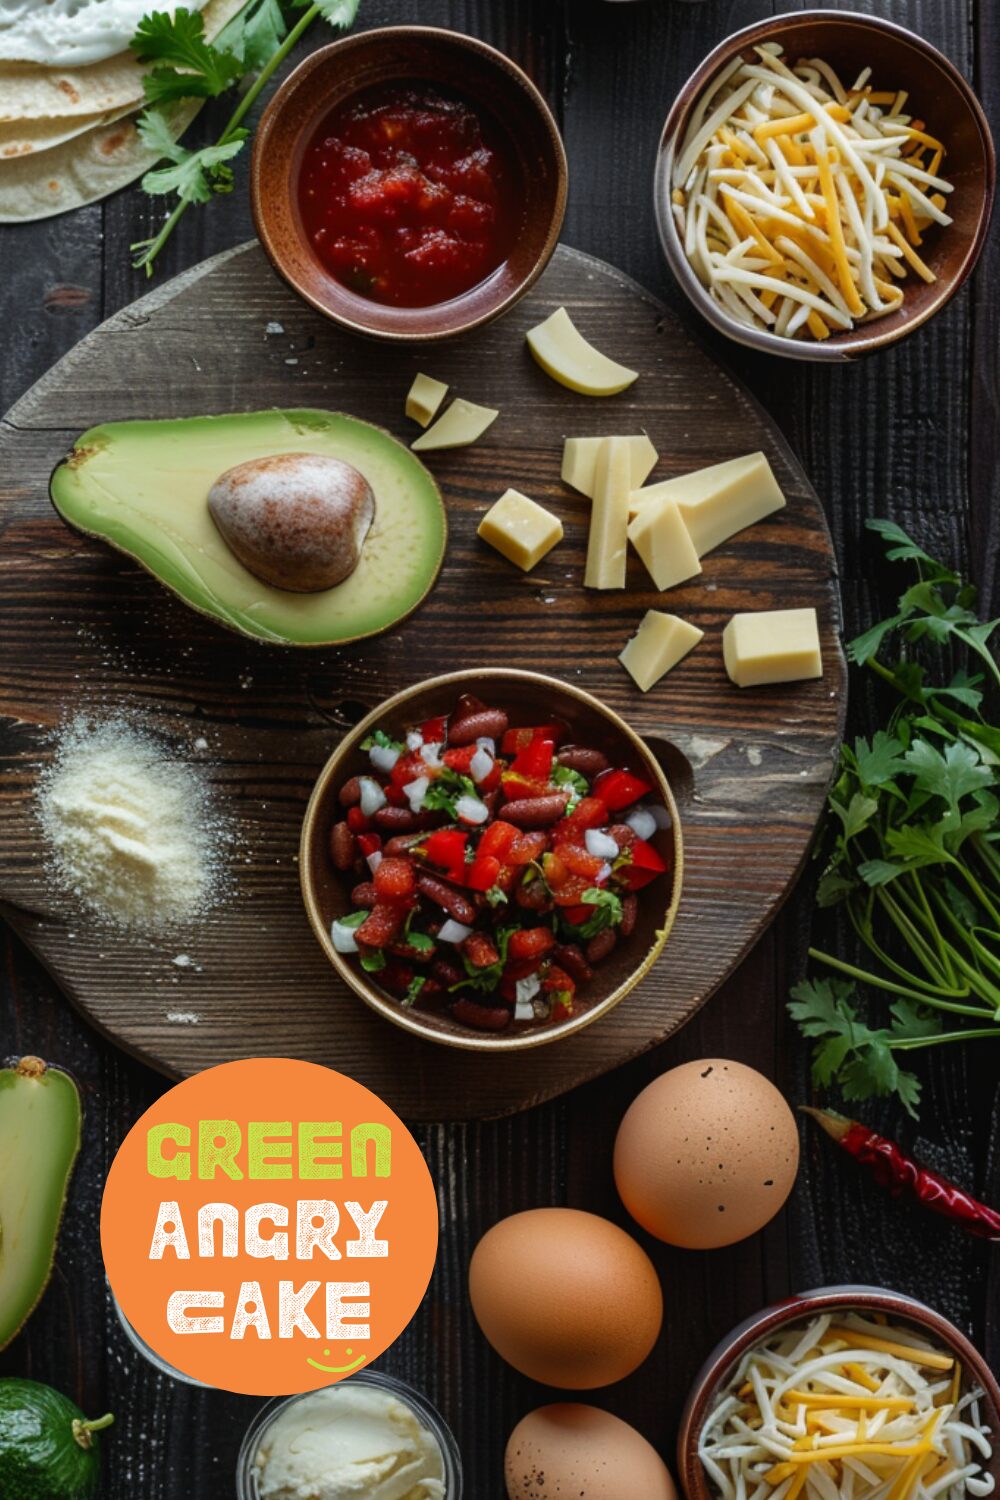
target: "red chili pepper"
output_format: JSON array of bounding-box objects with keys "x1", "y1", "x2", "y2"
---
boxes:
[
  {"x1": 357, "y1": 833, "x2": 382, "y2": 858},
  {"x1": 422, "y1": 828, "x2": 468, "y2": 883},
  {"x1": 477, "y1": 820, "x2": 518, "y2": 862},
  {"x1": 420, "y1": 715, "x2": 448, "y2": 744},
  {"x1": 593, "y1": 768, "x2": 653, "y2": 811},
  {"x1": 617, "y1": 837, "x2": 667, "y2": 890},
  {"x1": 510, "y1": 737, "x2": 555, "y2": 782},
  {"x1": 804, "y1": 1107, "x2": 1000, "y2": 1241},
  {"x1": 467, "y1": 854, "x2": 501, "y2": 891}
]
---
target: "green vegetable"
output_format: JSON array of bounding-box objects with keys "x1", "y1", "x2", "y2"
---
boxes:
[
  {"x1": 551, "y1": 763, "x2": 589, "y2": 809},
  {"x1": 338, "y1": 910, "x2": 367, "y2": 930},
  {"x1": 0, "y1": 1058, "x2": 81, "y2": 1353},
  {"x1": 485, "y1": 885, "x2": 508, "y2": 907},
  {"x1": 564, "y1": 887, "x2": 623, "y2": 940},
  {"x1": 360, "y1": 729, "x2": 403, "y2": 754},
  {"x1": 130, "y1": 0, "x2": 361, "y2": 276},
  {"x1": 453, "y1": 928, "x2": 517, "y2": 993},
  {"x1": 423, "y1": 768, "x2": 477, "y2": 818},
  {"x1": 359, "y1": 949, "x2": 385, "y2": 973},
  {"x1": 0, "y1": 1379, "x2": 112, "y2": 1500},
  {"x1": 790, "y1": 520, "x2": 1000, "y2": 1116},
  {"x1": 402, "y1": 975, "x2": 426, "y2": 1008}
]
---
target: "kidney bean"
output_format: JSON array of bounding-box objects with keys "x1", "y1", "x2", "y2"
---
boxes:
[
  {"x1": 502, "y1": 792, "x2": 570, "y2": 829},
  {"x1": 451, "y1": 997, "x2": 512, "y2": 1032},
  {"x1": 515, "y1": 878, "x2": 552, "y2": 913},
  {"x1": 373, "y1": 805, "x2": 437, "y2": 833},
  {"x1": 607, "y1": 824, "x2": 636, "y2": 850},
  {"x1": 552, "y1": 943, "x2": 593, "y2": 985},
  {"x1": 556, "y1": 746, "x2": 610, "y2": 778},
  {"x1": 390, "y1": 940, "x2": 436, "y2": 963},
  {"x1": 338, "y1": 775, "x2": 361, "y2": 807},
  {"x1": 329, "y1": 821, "x2": 356, "y2": 871},
  {"x1": 415, "y1": 872, "x2": 477, "y2": 926},
  {"x1": 384, "y1": 831, "x2": 430, "y2": 856},
  {"x1": 463, "y1": 931, "x2": 499, "y2": 968},
  {"x1": 586, "y1": 929, "x2": 618, "y2": 965},
  {"x1": 448, "y1": 708, "x2": 509, "y2": 746},
  {"x1": 431, "y1": 957, "x2": 464, "y2": 989},
  {"x1": 350, "y1": 881, "x2": 377, "y2": 909},
  {"x1": 619, "y1": 893, "x2": 638, "y2": 937},
  {"x1": 455, "y1": 692, "x2": 488, "y2": 719}
]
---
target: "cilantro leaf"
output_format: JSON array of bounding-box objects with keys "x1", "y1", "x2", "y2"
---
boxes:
[
  {"x1": 402, "y1": 975, "x2": 426, "y2": 1008},
  {"x1": 315, "y1": 0, "x2": 362, "y2": 24},
  {"x1": 424, "y1": 769, "x2": 476, "y2": 818},
  {"x1": 359, "y1": 948, "x2": 385, "y2": 973},
  {"x1": 453, "y1": 928, "x2": 517, "y2": 994},
  {"x1": 551, "y1": 764, "x2": 589, "y2": 807},
  {"x1": 405, "y1": 931, "x2": 435, "y2": 955},
  {"x1": 132, "y1": 8, "x2": 243, "y2": 101},
  {"x1": 361, "y1": 728, "x2": 403, "y2": 753},
  {"x1": 564, "y1": 887, "x2": 622, "y2": 940},
  {"x1": 138, "y1": 120, "x2": 248, "y2": 203},
  {"x1": 485, "y1": 885, "x2": 508, "y2": 907}
]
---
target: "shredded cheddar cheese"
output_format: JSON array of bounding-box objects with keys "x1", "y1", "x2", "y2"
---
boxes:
[
  {"x1": 698, "y1": 1313, "x2": 994, "y2": 1500},
  {"x1": 671, "y1": 45, "x2": 955, "y2": 341}
]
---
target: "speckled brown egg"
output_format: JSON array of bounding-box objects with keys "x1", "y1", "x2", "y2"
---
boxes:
[
  {"x1": 505, "y1": 1404, "x2": 678, "y2": 1500},
  {"x1": 613, "y1": 1059, "x2": 799, "y2": 1249},
  {"x1": 468, "y1": 1208, "x2": 663, "y2": 1388}
]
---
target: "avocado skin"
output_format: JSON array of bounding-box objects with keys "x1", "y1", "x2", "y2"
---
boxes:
[{"x1": 0, "y1": 1380, "x2": 102, "y2": 1500}]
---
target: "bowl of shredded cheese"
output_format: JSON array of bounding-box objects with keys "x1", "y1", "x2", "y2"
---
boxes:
[
  {"x1": 678, "y1": 1287, "x2": 999, "y2": 1500},
  {"x1": 655, "y1": 12, "x2": 995, "y2": 359}
]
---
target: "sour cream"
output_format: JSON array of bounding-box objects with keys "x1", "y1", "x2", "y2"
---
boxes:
[{"x1": 253, "y1": 1382, "x2": 447, "y2": 1500}]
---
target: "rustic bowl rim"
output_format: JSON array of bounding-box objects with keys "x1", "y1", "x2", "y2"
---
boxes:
[
  {"x1": 677, "y1": 1283, "x2": 1000, "y2": 1500},
  {"x1": 299, "y1": 667, "x2": 684, "y2": 1052},
  {"x1": 251, "y1": 24, "x2": 568, "y2": 343},
  {"x1": 653, "y1": 8, "x2": 996, "y2": 363}
]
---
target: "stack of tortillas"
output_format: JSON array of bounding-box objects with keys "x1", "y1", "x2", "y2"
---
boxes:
[{"x1": 0, "y1": 0, "x2": 247, "y2": 222}]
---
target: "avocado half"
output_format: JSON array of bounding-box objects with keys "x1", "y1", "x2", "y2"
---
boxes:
[{"x1": 49, "y1": 409, "x2": 447, "y2": 647}]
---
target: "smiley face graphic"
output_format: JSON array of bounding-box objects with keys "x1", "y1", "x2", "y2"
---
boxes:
[{"x1": 306, "y1": 1346, "x2": 368, "y2": 1375}]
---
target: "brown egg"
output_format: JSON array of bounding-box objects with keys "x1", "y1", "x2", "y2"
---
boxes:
[
  {"x1": 505, "y1": 1404, "x2": 678, "y2": 1500},
  {"x1": 208, "y1": 451, "x2": 375, "y2": 592},
  {"x1": 468, "y1": 1208, "x2": 663, "y2": 1388},
  {"x1": 613, "y1": 1059, "x2": 799, "y2": 1250}
]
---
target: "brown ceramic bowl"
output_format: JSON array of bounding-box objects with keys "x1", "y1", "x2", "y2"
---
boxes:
[
  {"x1": 655, "y1": 11, "x2": 995, "y2": 361},
  {"x1": 300, "y1": 669, "x2": 682, "y2": 1051},
  {"x1": 678, "y1": 1284, "x2": 1000, "y2": 1500},
  {"x1": 251, "y1": 26, "x2": 567, "y2": 341}
]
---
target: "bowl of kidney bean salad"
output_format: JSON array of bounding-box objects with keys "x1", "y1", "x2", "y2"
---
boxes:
[{"x1": 301, "y1": 671, "x2": 683, "y2": 1050}]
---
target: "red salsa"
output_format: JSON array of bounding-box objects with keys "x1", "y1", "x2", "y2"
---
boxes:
[{"x1": 298, "y1": 82, "x2": 522, "y2": 307}]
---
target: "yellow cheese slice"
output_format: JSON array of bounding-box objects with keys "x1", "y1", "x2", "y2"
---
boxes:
[
  {"x1": 620, "y1": 610, "x2": 704, "y2": 691},
  {"x1": 526, "y1": 307, "x2": 639, "y2": 397},
  {"x1": 723, "y1": 608, "x2": 822, "y2": 687},
  {"x1": 478, "y1": 489, "x2": 563, "y2": 572},
  {"x1": 584, "y1": 437, "x2": 631, "y2": 589},
  {"x1": 411, "y1": 398, "x2": 498, "y2": 452},
  {"x1": 405, "y1": 373, "x2": 448, "y2": 428},
  {"x1": 629, "y1": 452, "x2": 786, "y2": 556},
  {"x1": 562, "y1": 435, "x2": 658, "y2": 498},
  {"x1": 627, "y1": 494, "x2": 702, "y2": 592}
]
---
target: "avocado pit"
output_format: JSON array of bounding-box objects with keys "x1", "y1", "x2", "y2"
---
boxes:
[{"x1": 208, "y1": 451, "x2": 375, "y2": 593}]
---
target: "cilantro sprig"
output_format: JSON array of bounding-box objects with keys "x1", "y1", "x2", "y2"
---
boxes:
[
  {"x1": 423, "y1": 768, "x2": 478, "y2": 819},
  {"x1": 563, "y1": 888, "x2": 623, "y2": 941},
  {"x1": 130, "y1": 0, "x2": 361, "y2": 276},
  {"x1": 790, "y1": 520, "x2": 1000, "y2": 1116}
]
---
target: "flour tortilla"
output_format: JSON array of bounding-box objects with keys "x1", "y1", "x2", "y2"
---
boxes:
[
  {"x1": 0, "y1": 104, "x2": 132, "y2": 159},
  {"x1": 0, "y1": 0, "x2": 247, "y2": 121},
  {"x1": 0, "y1": 99, "x2": 201, "y2": 221},
  {"x1": 0, "y1": 0, "x2": 209, "y2": 67}
]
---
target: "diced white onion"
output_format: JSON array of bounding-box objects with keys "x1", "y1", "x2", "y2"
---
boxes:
[
  {"x1": 438, "y1": 919, "x2": 472, "y2": 944},
  {"x1": 470, "y1": 747, "x2": 494, "y2": 783},
  {"x1": 366, "y1": 851, "x2": 383, "y2": 875},
  {"x1": 596, "y1": 861, "x2": 613, "y2": 884},
  {"x1": 421, "y1": 741, "x2": 443, "y2": 768},
  {"x1": 403, "y1": 776, "x2": 429, "y2": 813},
  {"x1": 585, "y1": 828, "x2": 619, "y2": 860},
  {"x1": 475, "y1": 736, "x2": 496, "y2": 756},
  {"x1": 406, "y1": 730, "x2": 423, "y2": 751},
  {"x1": 455, "y1": 795, "x2": 489, "y2": 825},
  {"x1": 358, "y1": 777, "x2": 386, "y2": 818},
  {"x1": 369, "y1": 743, "x2": 400, "y2": 773},
  {"x1": 625, "y1": 807, "x2": 658, "y2": 842},
  {"x1": 331, "y1": 920, "x2": 360, "y2": 954},
  {"x1": 515, "y1": 973, "x2": 541, "y2": 1020}
]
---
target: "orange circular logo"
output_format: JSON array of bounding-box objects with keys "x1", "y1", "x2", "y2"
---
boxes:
[{"x1": 101, "y1": 1059, "x2": 438, "y2": 1395}]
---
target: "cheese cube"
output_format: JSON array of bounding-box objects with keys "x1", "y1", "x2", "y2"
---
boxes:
[
  {"x1": 620, "y1": 611, "x2": 704, "y2": 692},
  {"x1": 478, "y1": 489, "x2": 563, "y2": 572},
  {"x1": 584, "y1": 436, "x2": 630, "y2": 589},
  {"x1": 412, "y1": 398, "x2": 498, "y2": 451},
  {"x1": 629, "y1": 452, "x2": 786, "y2": 556},
  {"x1": 562, "y1": 435, "x2": 658, "y2": 499},
  {"x1": 723, "y1": 608, "x2": 822, "y2": 688},
  {"x1": 405, "y1": 373, "x2": 448, "y2": 427},
  {"x1": 627, "y1": 495, "x2": 702, "y2": 592}
]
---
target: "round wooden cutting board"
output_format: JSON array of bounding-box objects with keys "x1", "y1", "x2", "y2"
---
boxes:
[{"x1": 0, "y1": 242, "x2": 845, "y2": 1120}]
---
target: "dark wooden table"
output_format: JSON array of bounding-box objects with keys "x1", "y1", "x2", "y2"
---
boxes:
[{"x1": 1, "y1": 3, "x2": 997, "y2": 1496}]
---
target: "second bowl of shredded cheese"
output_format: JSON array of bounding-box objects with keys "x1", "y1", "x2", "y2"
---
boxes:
[{"x1": 654, "y1": 14, "x2": 995, "y2": 359}]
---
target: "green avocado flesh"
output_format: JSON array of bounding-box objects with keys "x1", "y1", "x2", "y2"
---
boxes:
[
  {"x1": 0, "y1": 1059, "x2": 81, "y2": 1353},
  {"x1": 0, "y1": 1379, "x2": 108, "y2": 1500},
  {"x1": 49, "y1": 409, "x2": 447, "y2": 647}
]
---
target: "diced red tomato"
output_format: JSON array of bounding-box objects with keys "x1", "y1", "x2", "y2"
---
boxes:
[
  {"x1": 542, "y1": 963, "x2": 576, "y2": 997},
  {"x1": 501, "y1": 769, "x2": 551, "y2": 801},
  {"x1": 500, "y1": 723, "x2": 565, "y2": 754},
  {"x1": 478, "y1": 821, "x2": 518, "y2": 862},
  {"x1": 616, "y1": 837, "x2": 668, "y2": 891},
  {"x1": 346, "y1": 806, "x2": 372, "y2": 833},
  {"x1": 443, "y1": 745, "x2": 478, "y2": 775},
  {"x1": 552, "y1": 797, "x2": 609, "y2": 843},
  {"x1": 467, "y1": 854, "x2": 501, "y2": 892},
  {"x1": 557, "y1": 843, "x2": 604, "y2": 881},
  {"x1": 508, "y1": 927, "x2": 555, "y2": 962},
  {"x1": 383, "y1": 783, "x2": 407, "y2": 806},
  {"x1": 420, "y1": 715, "x2": 448, "y2": 744},
  {"x1": 422, "y1": 828, "x2": 468, "y2": 883},
  {"x1": 562, "y1": 904, "x2": 591, "y2": 925},
  {"x1": 357, "y1": 833, "x2": 382, "y2": 858},
  {"x1": 374, "y1": 857, "x2": 416, "y2": 902},
  {"x1": 508, "y1": 831, "x2": 548, "y2": 866},
  {"x1": 510, "y1": 737, "x2": 555, "y2": 782},
  {"x1": 592, "y1": 768, "x2": 653, "y2": 811},
  {"x1": 391, "y1": 750, "x2": 429, "y2": 788}
]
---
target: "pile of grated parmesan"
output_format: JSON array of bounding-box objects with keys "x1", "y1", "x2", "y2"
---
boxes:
[{"x1": 37, "y1": 716, "x2": 227, "y2": 931}]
